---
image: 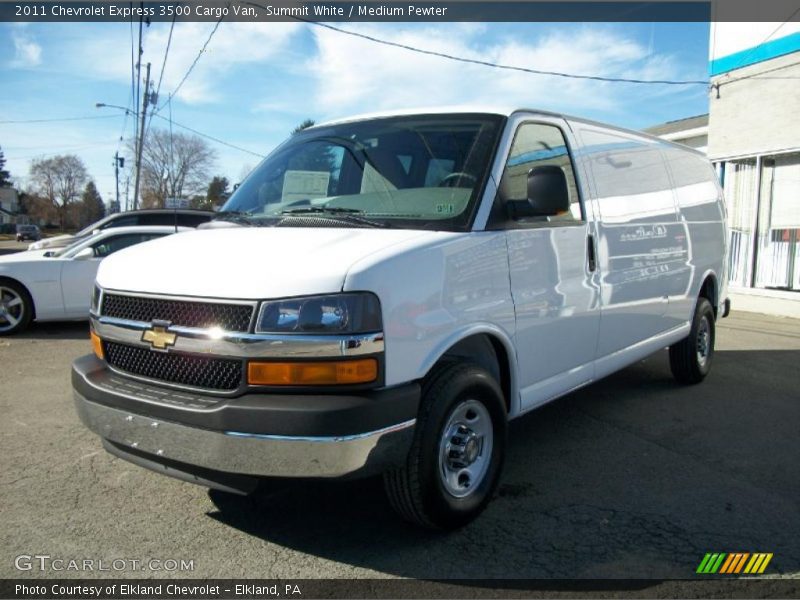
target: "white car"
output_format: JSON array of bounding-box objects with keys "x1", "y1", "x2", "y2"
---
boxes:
[
  {"x1": 27, "y1": 209, "x2": 214, "y2": 251},
  {"x1": 0, "y1": 226, "x2": 189, "y2": 335}
]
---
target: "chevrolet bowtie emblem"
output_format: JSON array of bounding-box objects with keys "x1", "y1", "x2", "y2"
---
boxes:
[{"x1": 142, "y1": 325, "x2": 177, "y2": 350}]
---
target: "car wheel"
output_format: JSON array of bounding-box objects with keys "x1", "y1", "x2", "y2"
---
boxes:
[
  {"x1": 383, "y1": 362, "x2": 507, "y2": 530},
  {"x1": 669, "y1": 297, "x2": 715, "y2": 385},
  {"x1": 0, "y1": 280, "x2": 34, "y2": 336}
]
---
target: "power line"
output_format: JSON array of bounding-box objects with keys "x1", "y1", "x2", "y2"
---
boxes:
[
  {"x1": 151, "y1": 112, "x2": 265, "y2": 157},
  {"x1": 0, "y1": 115, "x2": 122, "y2": 124},
  {"x1": 115, "y1": 100, "x2": 134, "y2": 154},
  {"x1": 6, "y1": 141, "x2": 119, "y2": 161},
  {"x1": 239, "y1": 1, "x2": 708, "y2": 86},
  {"x1": 154, "y1": 8, "x2": 227, "y2": 114},
  {"x1": 129, "y1": 6, "x2": 137, "y2": 132},
  {"x1": 153, "y1": 11, "x2": 177, "y2": 101},
  {"x1": 146, "y1": 9, "x2": 178, "y2": 137}
]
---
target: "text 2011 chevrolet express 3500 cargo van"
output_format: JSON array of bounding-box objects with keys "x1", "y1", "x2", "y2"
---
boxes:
[{"x1": 73, "y1": 108, "x2": 729, "y2": 529}]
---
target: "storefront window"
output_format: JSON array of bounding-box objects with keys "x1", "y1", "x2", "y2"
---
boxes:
[
  {"x1": 724, "y1": 159, "x2": 759, "y2": 287},
  {"x1": 754, "y1": 153, "x2": 800, "y2": 291}
]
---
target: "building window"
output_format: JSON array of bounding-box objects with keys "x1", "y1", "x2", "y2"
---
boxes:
[
  {"x1": 723, "y1": 153, "x2": 800, "y2": 292},
  {"x1": 724, "y1": 158, "x2": 759, "y2": 288},
  {"x1": 755, "y1": 153, "x2": 800, "y2": 291}
]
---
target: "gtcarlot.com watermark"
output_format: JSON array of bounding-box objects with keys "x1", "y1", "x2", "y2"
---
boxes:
[{"x1": 14, "y1": 554, "x2": 195, "y2": 573}]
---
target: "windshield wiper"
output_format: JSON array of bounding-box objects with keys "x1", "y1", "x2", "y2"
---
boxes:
[
  {"x1": 280, "y1": 207, "x2": 391, "y2": 228},
  {"x1": 281, "y1": 207, "x2": 362, "y2": 215},
  {"x1": 213, "y1": 210, "x2": 259, "y2": 226}
]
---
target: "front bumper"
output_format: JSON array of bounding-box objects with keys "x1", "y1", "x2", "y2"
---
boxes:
[{"x1": 72, "y1": 355, "x2": 419, "y2": 488}]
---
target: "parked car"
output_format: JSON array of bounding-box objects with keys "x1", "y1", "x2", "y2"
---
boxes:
[
  {"x1": 73, "y1": 108, "x2": 729, "y2": 529},
  {"x1": 15, "y1": 224, "x2": 41, "y2": 242},
  {"x1": 0, "y1": 226, "x2": 190, "y2": 335},
  {"x1": 27, "y1": 209, "x2": 214, "y2": 251}
]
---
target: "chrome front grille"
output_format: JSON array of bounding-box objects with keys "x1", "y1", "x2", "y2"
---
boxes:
[
  {"x1": 101, "y1": 294, "x2": 253, "y2": 332},
  {"x1": 104, "y1": 341, "x2": 243, "y2": 391}
]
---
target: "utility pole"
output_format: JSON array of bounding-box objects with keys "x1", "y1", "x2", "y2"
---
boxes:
[
  {"x1": 113, "y1": 152, "x2": 124, "y2": 212},
  {"x1": 132, "y1": 61, "x2": 151, "y2": 211}
]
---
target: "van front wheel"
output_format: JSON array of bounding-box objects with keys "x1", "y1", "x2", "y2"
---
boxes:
[
  {"x1": 669, "y1": 297, "x2": 715, "y2": 384},
  {"x1": 383, "y1": 363, "x2": 507, "y2": 530}
]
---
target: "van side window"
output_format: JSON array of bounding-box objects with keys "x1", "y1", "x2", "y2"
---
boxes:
[
  {"x1": 497, "y1": 123, "x2": 582, "y2": 224},
  {"x1": 579, "y1": 128, "x2": 677, "y2": 224}
]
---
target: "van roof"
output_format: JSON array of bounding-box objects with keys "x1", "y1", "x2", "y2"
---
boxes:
[
  {"x1": 316, "y1": 105, "x2": 518, "y2": 126},
  {"x1": 315, "y1": 106, "x2": 705, "y2": 156}
]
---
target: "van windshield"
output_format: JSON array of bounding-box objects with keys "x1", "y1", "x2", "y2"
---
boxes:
[{"x1": 220, "y1": 114, "x2": 504, "y2": 230}]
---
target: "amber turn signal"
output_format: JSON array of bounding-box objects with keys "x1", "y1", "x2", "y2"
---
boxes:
[
  {"x1": 90, "y1": 331, "x2": 104, "y2": 360},
  {"x1": 248, "y1": 358, "x2": 378, "y2": 386}
]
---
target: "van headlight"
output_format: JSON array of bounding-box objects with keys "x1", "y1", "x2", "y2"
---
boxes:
[
  {"x1": 255, "y1": 293, "x2": 382, "y2": 334},
  {"x1": 90, "y1": 285, "x2": 102, "y2": 315}
]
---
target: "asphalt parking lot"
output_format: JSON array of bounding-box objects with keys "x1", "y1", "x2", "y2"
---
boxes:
[{"x1": 1, "y1": 240, "x2": 799, "y2": 584}]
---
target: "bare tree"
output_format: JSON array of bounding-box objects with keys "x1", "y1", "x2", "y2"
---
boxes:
[
  {"x1": 29, "y1": 155, "x2": 88, "y2": 230},
  {"x1": 133, "y1": 129, "x2": 216, "y2": 208}
]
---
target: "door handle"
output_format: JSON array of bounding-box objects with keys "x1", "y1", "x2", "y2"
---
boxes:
[{"x1": 587, "y1": 234, "x2": 597, "y2": 272}]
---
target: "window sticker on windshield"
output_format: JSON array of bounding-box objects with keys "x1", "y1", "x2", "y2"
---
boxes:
[
  {"x1": 436, "y1": 203, "x2": 456, "y2": 215},
  {"x1": 281, "y1": 170, "x2": 330, "y2": 203}
]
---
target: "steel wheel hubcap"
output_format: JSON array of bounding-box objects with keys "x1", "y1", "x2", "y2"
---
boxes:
[
  {"x1": 696, "y1": 316, "x2": 711, "y2": 367},
  {"x1": 0, "y1": 286, "x2": 24, "y2": 331},
  {"x1": 438, "y1": 399, "x2": 493, "y2": 498}
]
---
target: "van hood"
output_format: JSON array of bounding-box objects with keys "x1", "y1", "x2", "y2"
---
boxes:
[{"x1": 96, "y1": 226, "x2": 434, "y2": 299}]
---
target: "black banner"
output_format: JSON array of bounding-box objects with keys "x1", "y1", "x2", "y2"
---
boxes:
[
  {"x1": 3, "y1": 579, "x2": 800, "y2": 599},
  {"x1": 3, "y1": 0, "x2": 800, "y2": 23}
]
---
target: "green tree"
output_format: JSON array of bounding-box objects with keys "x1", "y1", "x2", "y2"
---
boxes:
[
  {"x1": 189, "y1": 195, "x2": 209, "y2": 210},
  {"x1": 292, "y1": 119, "x2": 315, "y2": 135},
  {"x1": 29, "y1": 154, "x2": 88, "y2": 230},
  {"x1": 206, "y1": 176, "x2": 230, "y2": 208},
  {"x1": 79, "y1": 181, "x2": 105, "y2": 227},
  {"x1": 0, "y1": 147, "x2": 11, "y2": 187}
]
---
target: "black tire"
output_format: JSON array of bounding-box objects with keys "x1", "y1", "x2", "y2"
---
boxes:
[
  {"x1": 669, "y1": 297, "x2": 715, "y2": 385},
  {"x1": 383, "y1": 362, "x2": 507, "y2": 530},
  {"x1": 0, "y1": 279, "x2": 34, "y2": 336}
]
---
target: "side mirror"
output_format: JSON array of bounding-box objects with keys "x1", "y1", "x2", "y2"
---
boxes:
[
  {"x1": 73, "y1": 247, "x2": 95, "y2": 261},
  {"x1": 507, "y1": 165, "x2": 570, "y2": 219}
]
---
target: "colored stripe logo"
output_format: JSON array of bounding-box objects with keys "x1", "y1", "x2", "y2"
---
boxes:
[{"x1": 697, "y1": 553, "x2": 773, "y2": 574}]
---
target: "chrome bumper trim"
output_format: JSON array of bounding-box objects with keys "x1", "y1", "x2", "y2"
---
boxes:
[
  {"x1": 74, "y1": 391, "x2": 415, "y2": 478},
  {"x1": 92, "y1": 316, "x2": 384, "y2": 358}
]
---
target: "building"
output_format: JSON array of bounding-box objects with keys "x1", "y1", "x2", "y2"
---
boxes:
[
  {"x1": 0, "y1": 188, "x2": 23, "y2": 226},
  {"x1": 644, "y1": 114, "x2": 708, "y2": 154},
  {"x1": 647, "y1": 23, "x2": 800, "y2": 317},
  {"x1": 708, "y1": 22, "x2": 800, "y2": 315}
]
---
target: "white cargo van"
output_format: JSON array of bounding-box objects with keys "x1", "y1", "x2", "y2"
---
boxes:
[{"x1": 73, "y1": 108, "x2": 729, "y2": 529}]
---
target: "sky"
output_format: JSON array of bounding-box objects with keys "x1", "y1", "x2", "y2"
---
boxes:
[{"x1": 0, "y1": 20, "x2": 711, "y2": 208}]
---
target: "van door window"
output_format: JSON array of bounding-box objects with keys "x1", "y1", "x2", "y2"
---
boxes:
[{"x1": 496, "y1": 123, "x2": 583, "y2": 226}]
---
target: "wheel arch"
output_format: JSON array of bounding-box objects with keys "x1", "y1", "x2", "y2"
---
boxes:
[
  {"x1": 419, "y1": 326, "x2": 518, "y2": 416},
  {"x1": 697, "y1": 270, "x2": 719, "y2": 317}
]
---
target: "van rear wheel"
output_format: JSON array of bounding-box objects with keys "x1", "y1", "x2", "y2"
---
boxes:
[
  {"x1": 383, "y1": 363, "x2": 507, "y2": 530},
  {"x1": 669, "y1": 297, "x2": 715, "y2": 384}
]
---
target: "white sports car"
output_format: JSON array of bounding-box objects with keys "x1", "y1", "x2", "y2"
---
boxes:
[{"x1": 0, "y1": 225, "x2": 189, "y2": 335}]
